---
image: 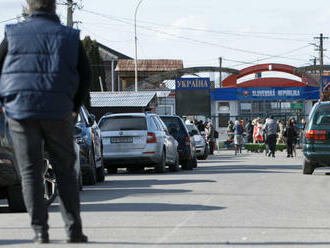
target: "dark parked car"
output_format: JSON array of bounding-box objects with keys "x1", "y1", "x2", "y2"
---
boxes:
[
  {"x1": 160, "y1": 115, "x2": 197, "y2": 170},
  {"x1": 75, "y1": 106, "x2": 105, "y2": 185},
  {"x1": 0, "y1": 112, "x2": 58, "y2": 211},
  {"x1": 302, "y1": 101, "x2": 330, "y2": 174}
]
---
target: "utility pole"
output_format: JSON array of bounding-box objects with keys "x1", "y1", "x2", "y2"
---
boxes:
[
  {"x1": 219, "y1": 57, "x2": 222, "y2": 88},
  {"x1": 134, "y1": 0, "x2": 144, "y2": 92},
  {"x1": 314, "y1": 33, "x2": 328, "y2": 93},
  {"x1": 67, "y1": 0, "x2": 73, "y2": 27},
  {"x1": 309, "y1": 57, "x2": 317, "y2": 74}
]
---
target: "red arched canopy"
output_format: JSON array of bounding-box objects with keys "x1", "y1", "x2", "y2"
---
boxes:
[{"x1": 222, "y1": 63, "x2": 318, "y2": 88}]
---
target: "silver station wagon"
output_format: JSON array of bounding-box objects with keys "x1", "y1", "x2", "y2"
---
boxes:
[{"x1": 98, "y1": 113, "x2": 179, "y2": 173}]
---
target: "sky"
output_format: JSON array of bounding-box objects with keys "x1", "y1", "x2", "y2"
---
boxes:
[{"x1": 1, "y1": 0, "x2": 330, "y2": 72}]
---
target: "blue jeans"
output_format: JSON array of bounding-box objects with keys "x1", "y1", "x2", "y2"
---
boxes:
[{"x1": 7, "y1": 117, "x2": 83, "y2": 237}]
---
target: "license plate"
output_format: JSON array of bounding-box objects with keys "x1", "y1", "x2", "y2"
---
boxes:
[{"x1": 111, "y1": 137, "x2": 133, "y2": 143}]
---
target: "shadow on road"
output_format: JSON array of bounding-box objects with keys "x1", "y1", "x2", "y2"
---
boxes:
[
  {"x1": 74, "y1": 241, "x2": 330, "y2": 246},
  {"x1": 0, "y1": 239, "x2": 31, "y2": 245},
  {"x1": 75, "y1": 179, "x2": 216, "y2": 202},
  {"x1": 80, "y1": 202, "x2": 225, "y2": 212}
]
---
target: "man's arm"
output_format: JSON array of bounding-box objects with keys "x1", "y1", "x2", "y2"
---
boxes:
[
  {"x1": 74, "y1": 41, "x2": 91, "y2": 112},
  {"x1": 0, "y1": 38, "x2": 8, "y2": 73}
]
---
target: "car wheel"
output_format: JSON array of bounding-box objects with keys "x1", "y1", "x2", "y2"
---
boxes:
[
  {"x1": 169, "y1": 152, "x2": 180, "y2": 172},
  {"x1": 192, "y1": 155, "x2": 198, "y2": 168},
  {"x1": 43, "y1": 161, "x2": 57, "y2": 206},
  {"x1": 303, "y1": 159, "x2": 315, "y2": 174},
  {"x1": 200, "y1": 145, "x2": 209, "y2": 160},
  {"x1": 7, "y1": 185, "x2": 26, "y2": 212},
  {"x1": 96, "y1": 158, "x2": 105, "y2": 183},
  {"x1": 83, "y1": 149, "x2": 97, "y2": 185},
  {"x1": 182, "y1": 159, "x2": 193, "y2": 170},
  {"x1": 155, "y1": 149, "x2": 166, "y2": 173}
]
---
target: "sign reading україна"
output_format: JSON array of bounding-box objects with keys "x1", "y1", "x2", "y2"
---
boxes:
[
  {"x1": 175, "y1": 78, "x2": 210, "y2": 90},
  {"x1": 175, "y1": 78, "x2": 211, "y2": 116}
]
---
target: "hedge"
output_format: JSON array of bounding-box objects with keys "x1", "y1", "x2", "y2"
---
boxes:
[{"x1": 244, "y1": 143, "x2": 286, "y2": 153}]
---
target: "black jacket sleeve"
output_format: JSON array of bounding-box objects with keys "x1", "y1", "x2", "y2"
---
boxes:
[
  {"x1": 74, "y1": 41, "x2": 91, "y2": 112},
  {"x1": 0, "y1": 38, "x2": 8, "y2": 74}
]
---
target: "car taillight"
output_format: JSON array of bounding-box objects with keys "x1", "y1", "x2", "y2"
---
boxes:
[
  {"x1": 185, "y1": 135, "x2": 190, "y2": 146},
  {"x1": 147, "y1": 132, "x2": 157, "y2": 143},
  {"x1": 305, "y1": 130, "x2": 326, "y2": 140}
]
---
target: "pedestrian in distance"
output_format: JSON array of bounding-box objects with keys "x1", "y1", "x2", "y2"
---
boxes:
[
  {"x1": 233, "y1": 120, "x2": 244, "y2": 155},
  {"x1": 277, "y1": 120, "x2": 285, "y2": 144},
  {"x1": 283, "y1": 120, "x2": 297, "y2": 158},
  {"x1": 205, "y1": 122, "x2": 215, "y2": 155},
  {"x1": 245, "y1": 119, "x2": 254, "y2": 143},
  {"x1": 0, "y1": 0, "x2": 90, "y2": 243},
  {"x1": 262, "y1": 118, "x2": 270, "y2": 156},
  {"x1": 253, "y1": 118, "x2": 264, "y2": 143},
  {"x1": 227, "y1": 120, "x2": 234, "y2": 141},
  {"x1": 264, "y1": 116, "x2": 280, "y2": 158},
  {"x1": 290, "y1": 118, "x2": 298, "y2": 157}
]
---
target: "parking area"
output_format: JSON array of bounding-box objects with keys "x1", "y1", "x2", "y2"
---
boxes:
[{"x1": 2, "y1": 150, "x2": 330, "y2": 247}]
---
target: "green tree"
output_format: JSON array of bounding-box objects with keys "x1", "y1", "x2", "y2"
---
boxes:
[{"x1": 82, "y1": 36, "x2": 106, "y2": 92}]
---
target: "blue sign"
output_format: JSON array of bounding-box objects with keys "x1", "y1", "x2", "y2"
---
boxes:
[
  {"x1": 175, "y1": 78, "x2": 210, "y2": 90},
  {"x1": 211, "y1": 87, "x2": 320, "y2": 101},
  {"x1": 322, "y1": 76, "x2": 330, "y2": 89}
]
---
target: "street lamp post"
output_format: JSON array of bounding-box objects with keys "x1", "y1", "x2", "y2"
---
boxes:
[{"x1": 134, "y1": 0, "x2": 144, "y2": 92}]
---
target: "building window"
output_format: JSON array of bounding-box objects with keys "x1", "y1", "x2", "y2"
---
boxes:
[{"x1": 218, "y1": 102, "x2": 230, "y2": 113}]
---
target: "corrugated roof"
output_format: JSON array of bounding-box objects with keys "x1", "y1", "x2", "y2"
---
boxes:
[
  {"x1": 90, "y1": 92, "x2": 156, "y2": 107},
  {"x1": 116, "y1": 59, "x2": 183, "y2": 72}
]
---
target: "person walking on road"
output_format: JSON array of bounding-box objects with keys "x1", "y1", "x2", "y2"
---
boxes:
[
  {"x1": 264, "y1": 116, "x2": 280, "y2": 158},
  {"x1": 283, "y1": 120, "x2": 297, "y2": 158},
  {"x1": 233, "y1": 120, "x2": 244, "y2": 155},
  {"x1": 253, "y1": 118, "x2": 264, "y2": 143},
  {"x1": 205, "y1": 122, "x2": 215, "y2": 155},
  {"x1": 245, "y1": 119, "x2": 254, "y2": 143},
  {"x1": 205, "y1": 122, "x2": 215, "y2": 154},
  {"x1": 0, "y1": 0, "x2": 90, "y2": 243},
  {"x1": 277, "y1": 120, "x2": 285, "y2": 144}
]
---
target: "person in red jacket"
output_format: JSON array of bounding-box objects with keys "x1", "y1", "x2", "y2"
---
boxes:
[{"x1": 253, "y1": 118, "x2": 264, "y2": 143}]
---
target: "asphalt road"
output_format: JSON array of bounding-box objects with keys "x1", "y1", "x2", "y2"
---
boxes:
[{"x1": 1, "y1": 149, "x2": 330, "y2": 247}]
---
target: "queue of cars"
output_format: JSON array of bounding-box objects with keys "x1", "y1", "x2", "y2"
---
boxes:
[{"x1": 0, "y1": 109, "x2": 208, "y2": 211}]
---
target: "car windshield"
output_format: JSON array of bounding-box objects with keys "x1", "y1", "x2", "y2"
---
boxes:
[
  {"x1": 186, "y1": 124, "x2": 199, "y2": 134},
  {"x1": 313, "y1": 105, "x2": 330, "y2": 126},
  {"x1": 99, "y1": 116, "x2": 147, "y2": 131}
]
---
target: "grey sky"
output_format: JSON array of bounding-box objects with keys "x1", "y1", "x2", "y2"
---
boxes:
[{"x1": 1, "y1": 0, "x2": 330, "y2": 70}]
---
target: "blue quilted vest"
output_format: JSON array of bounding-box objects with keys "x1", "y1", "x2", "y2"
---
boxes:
[{"x1": 0, "y1": 12, "x2": 80, "y2": 119}]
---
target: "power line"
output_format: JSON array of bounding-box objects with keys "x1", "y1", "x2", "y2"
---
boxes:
[
  {"x1": 80, "y1": 9, "x2": 308, "y2": 62},
  {"x1": 80, "y1": 10, "x2": 312, "y2": 42},
  {"x1": 228, "y1": 44, "x2": 312, "y2": 67},
  {"x1": 0, "y1": 17, "x2": 20, "y2": 24}
]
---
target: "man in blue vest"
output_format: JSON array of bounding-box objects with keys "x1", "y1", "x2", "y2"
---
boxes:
[{"x1": 0, "y1": 0, "x2": 90, "y2": 244}]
